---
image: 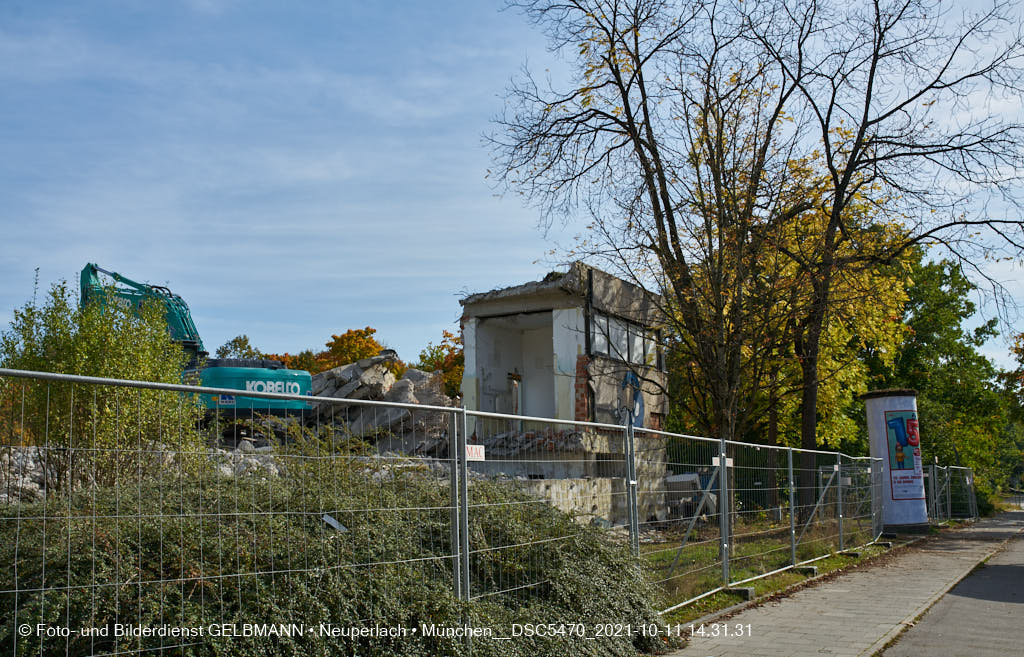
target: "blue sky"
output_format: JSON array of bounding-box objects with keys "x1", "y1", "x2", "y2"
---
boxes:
[
  {"x1": 0, "y1": 0, "x2": 576, "y2": 361},
  {"x1": 1, "y1": 1, "x2": 1019, "y2": 370}
]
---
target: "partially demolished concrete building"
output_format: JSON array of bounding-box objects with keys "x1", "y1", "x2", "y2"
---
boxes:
[
  {"x1": 460, "y1": 261, "x2": 668, "y2": 428},
  {"x1": 459, "y1": 262, "x2": 672, "y2": 526}
]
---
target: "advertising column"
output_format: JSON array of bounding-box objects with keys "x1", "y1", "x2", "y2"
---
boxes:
[{"x1": 862, "y1": 389, "x2": 928, "y2": 532}]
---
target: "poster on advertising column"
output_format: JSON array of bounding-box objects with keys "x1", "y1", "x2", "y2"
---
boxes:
[
  {"x1": 884, "y1": 410, "x2": 924, "y2": 500},
  {"x1": 864, "y1": 389, "x2": 928, "y2": 530}
]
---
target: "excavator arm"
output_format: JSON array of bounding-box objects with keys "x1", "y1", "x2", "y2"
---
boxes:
[
  {"x1": 80, "y1": 263, "x2": 206, "y2": 360},
  {"x1": 78, "y1": 263, "x2": 310, "y2": 418}
]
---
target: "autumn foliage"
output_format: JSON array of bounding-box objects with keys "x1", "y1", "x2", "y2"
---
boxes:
[
  {"x1": 239, "y1": 326, "x2": 405, "y2": 376},
  {"x1": 415, "y1": 330, "x2": 464, "y2": 398},
  {"x1": 227, "y1": 326, "x2": 464, "y2": 396}
]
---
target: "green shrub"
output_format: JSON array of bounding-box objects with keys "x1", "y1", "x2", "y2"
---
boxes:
[
  {"x1": 0, "y1": 456, "x2": 667, "y2": 657},
  {"x1": 1, "y1": 278, "x2": 201, "y2": 488},
  {"x1": 975, "y1": 481, "x2": 997, "y2": 516}
]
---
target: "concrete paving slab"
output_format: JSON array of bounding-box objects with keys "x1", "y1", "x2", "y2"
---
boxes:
[{"x1": 667, "y1": 512, "x2": 1024, "y2": 657}]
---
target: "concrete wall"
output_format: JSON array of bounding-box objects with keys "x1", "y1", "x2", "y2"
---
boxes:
[
  {"x1": 521, "y1": 473, "x2": 667, "y2": 527},
  {"x1": 521, "y1": 325, "x2": 554, "y2": 418},
  {"x1": 462, "y1": 316, "x2": 479, "y2": 413},
  {"x1": 477, "y1": 322, "x2": 524, "y2": 414},
  {"x1": 522, "y1": 477, "x2": 620, "y2": 524},
  {"x1": 588, "y1": 264, "x2": 662, "y2": 325},
  {"x1": 586, "y1": 356, "x2": 668, "y2": 428},
  {"x1": 472, "y1": 449, "x2": 588, "y2": 479},
  {"x1": 552, "y1": 307, "x2": 586, "y2": 420},
  {"x1": 469, "y1": 431, "x2": 668, "y2": 527},
  {"x1": 463, "y1": 312, "x2": 559, "y2": 419},
  {"x1": 460, "y1": 262, "x2": 668, "y2": 436}
]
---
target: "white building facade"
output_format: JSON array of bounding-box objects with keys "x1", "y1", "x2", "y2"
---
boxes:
[{"x1": 460, "y1": 262, "x2": 667, "y2": 429}]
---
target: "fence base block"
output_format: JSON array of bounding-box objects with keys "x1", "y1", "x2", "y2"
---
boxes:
[
  {"x1": 724, "y1": 587, "x2": 755, "y2": 600},
  {"x1": 882, "y1": 523, "x2": 930, "y2": 536},
  {"x1": 839, "y1": 550, "x2": 861, "y2": 558},
  {"x1": 794, "y1": 566, "x2": 818, "y2": 576}
]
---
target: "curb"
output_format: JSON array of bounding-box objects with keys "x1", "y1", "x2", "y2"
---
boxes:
[{"x1": 860, "y1": 521, "x2": 1024, "y2": 657}]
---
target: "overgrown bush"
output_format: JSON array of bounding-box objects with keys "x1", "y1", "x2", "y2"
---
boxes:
[
  {"x1": 975, "y1": 481, "x2": 997, "y2": 516},
  {"x1": 0, "y1": 278, "x2": 201, "y2": 488},
  {"x1": 0, "y1": 453, "x2": 668, "y2": 657}
]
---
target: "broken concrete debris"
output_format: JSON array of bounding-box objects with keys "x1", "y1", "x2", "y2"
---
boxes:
[
  {"x1": 0, "y1": 448, "x2": 46, "y2": 503},
  {"x1": 0, "y1": 355, "x2": 456, "y2": 504},
  {"x1": 0, "y1": 444, "x2": 285, "y2": 504},
  {"x1": 311, "y1": 352, "x2": 454, "y2": 454}
]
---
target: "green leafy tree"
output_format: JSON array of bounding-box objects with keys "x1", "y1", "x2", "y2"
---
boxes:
[
  {"x1": 865, "y1": 256, "x2": 1018, "y2": 487},
  {"x1": 665, "y1": 212, "x2": 910, "y2": 453},
  {"x1": 0, "y1": 279, "x2": 200, "y2": 488},
  {"x1": 1001, "y1": 342, "x2": 1024, "y2": 488},
  {"x1": 1006, "y1": 333, "x2": 1024, "y2": 409},
  {"x1": 215, "y1": 334, "x2": 262, "y2": 359},
  {"x1": 496, "y1": 0, "x2": 1024, "y2": 472}
]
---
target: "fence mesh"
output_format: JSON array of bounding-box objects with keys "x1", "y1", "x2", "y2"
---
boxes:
[
  {"x1": 0, "y1": 368, "x2": 979, "y2": 656},
  {"x1": 462, "y1": 412, "x2": 630, "y2": 602},
  {"x1": 1, "y1": 374, "x2": 460, "y2": 656},
  {"x1": 635, "y1": 429, "x2": 722, "y2": 608},
  {"x1": 924, "y1": 465, "x2": 979, "y2": 522}
]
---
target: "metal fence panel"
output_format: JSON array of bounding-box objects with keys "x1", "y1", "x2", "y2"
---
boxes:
[
  {"x1": 948, "y1": 466, "x2": 976, "y2": 519},
  {"x1": 633, "y1": 427, "x2": 722, "y2": 609},
  {"x1": 0, "y1": 366, "x2": 980, "y2": 647},
  {"x1": 1, "y1": 371, "x2": 461, "y2": 657},
  {"x1": 460, "y1": 410, "x2": 631, "y2": 602},
  {"x1": 718, "y1": 442, "x2": 794, "y2": 587}
]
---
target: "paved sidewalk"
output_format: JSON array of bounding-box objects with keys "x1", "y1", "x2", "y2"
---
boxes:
[
  {"x1": 881, "y1": 510, "x2": 1024, "y2": 657},
  {"x1": 669, "y1": 512, "x2": 1024, "y2": 657}
]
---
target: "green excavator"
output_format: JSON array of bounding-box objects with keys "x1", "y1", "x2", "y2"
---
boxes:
[{"x1": 80, "y1": 263, "x2": 312, "y2": 415}]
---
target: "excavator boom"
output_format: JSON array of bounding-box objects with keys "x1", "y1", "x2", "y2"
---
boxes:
[
  {"x1": 79, "y1": 263, "x2": 311, "y2": 415},
  {"x1": 81, "y1": 263, "x2": 206, "y2": 360}
]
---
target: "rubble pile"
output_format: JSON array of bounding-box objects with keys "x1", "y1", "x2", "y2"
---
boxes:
[
  {"x1": 211, "y1": 442, "x2": 280, "y2": 478},
  {"x1": 476, "y1": 429, "x2": 588, "y2": 457},
  {"x1": 0, "y1": 448, "x2": 45, "y2": 503},
  {"x1": 311, "y1": 352, "x2": 454, "y2": 456},
  {"x1": 0, "y1": 353, "x2": 456, "y2": 505},
  {"x1": 0, "y1": 444, "x2": 282, "y2": 504}
]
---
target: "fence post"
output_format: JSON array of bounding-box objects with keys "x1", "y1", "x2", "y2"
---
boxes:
[
  {"x1": 836, "y1": 455, "x2": 844, "y2": 552},
  {"x1": 449, "y1": 411, "x2": 462, "y2": 599},
  {"x1": 928, "y1": 464, "x2": 937, "y2": 521},
  {"x1": 941, "y1": 467, "x2": 948, "y2": 521},
  {"x1": 969, "y1": 469, "x2": 978, "y2": 518},
  {"x1": 872, "y1": 458, "x2": 882, "y2": 538},
  {"x1": 458, "y1": 407, "x2": 471, "y2": 601},
  {"x1": 788, "y1": 447, "x2": 796, "y2": 566},
  {"x1": 719, "y1": 436, "x2": 730, "y2": 585},
  {"x1": 945, "y1": 467, "x2": 951, "y2": 520},
  {"x1": 625, "y1": 421, "x2": 640, "y2": 557}
]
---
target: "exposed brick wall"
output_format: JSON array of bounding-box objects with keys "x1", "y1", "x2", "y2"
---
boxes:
[{"x1": 574, "y1": 354, "x2": 591, "y2": 422}]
